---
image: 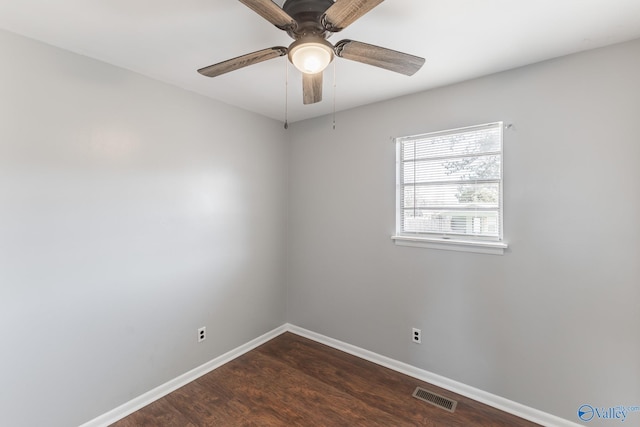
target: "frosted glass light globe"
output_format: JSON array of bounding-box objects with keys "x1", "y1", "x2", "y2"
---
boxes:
[{"x1": 289, "y1": 40, "x2": 334, "y2": 74}]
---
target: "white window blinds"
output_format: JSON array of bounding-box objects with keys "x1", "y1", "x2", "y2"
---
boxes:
[{"x1": 396, "y1": 122, "x2": 503, "y2": 241}]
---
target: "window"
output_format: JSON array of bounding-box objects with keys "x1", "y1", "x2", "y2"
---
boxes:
[{"x1": 393, "y1": 122, "x2": 507, "y2": 254}]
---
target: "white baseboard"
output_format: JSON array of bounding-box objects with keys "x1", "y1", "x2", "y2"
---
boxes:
[
  {"x1": 286, "y1": 324, "x2": 581, "y2": 427},
  {"x1": 78, "y1": 324, "x2": 287, "y2": 427},
  {"x1": 80, "y1": 323, "x2": 579, "y2": 427}
]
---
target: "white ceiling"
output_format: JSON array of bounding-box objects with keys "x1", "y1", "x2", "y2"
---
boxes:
[{"x1": 1, "y1": 0, "x2": 640, "y2": 123}]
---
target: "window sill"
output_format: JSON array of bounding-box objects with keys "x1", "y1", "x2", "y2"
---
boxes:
[{"x1": 391, "y1": 235, "x2": 507, "y2": 255}]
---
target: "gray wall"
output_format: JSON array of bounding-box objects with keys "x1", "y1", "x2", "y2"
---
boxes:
[
  {"x1": 288, "y1": 39, "x2": 640, "y2": 424},
  {"x1": 0, "y1": 30, "x2": 288, "y2": 427}
]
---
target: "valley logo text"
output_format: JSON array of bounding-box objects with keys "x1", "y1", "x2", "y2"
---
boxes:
[{"x1": 578, "y1": 404, "x2": 640, "y2": 423}]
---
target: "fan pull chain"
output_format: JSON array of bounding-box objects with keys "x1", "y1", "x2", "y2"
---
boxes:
[
  {"x1": 332, "y1": 60, "x2": 337, "y2": 130},
  {"x1": 284, "y1": 59, "x2": 289, "y2": 130}
]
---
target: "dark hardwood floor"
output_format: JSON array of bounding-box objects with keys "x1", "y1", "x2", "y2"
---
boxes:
[{"x1": 111, "y1": 332, "x2": 540, "y2": 426}]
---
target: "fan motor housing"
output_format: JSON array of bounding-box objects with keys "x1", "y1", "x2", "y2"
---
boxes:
[{"x1": 283, "y1": 0, "x2": 334, "y2": 38}]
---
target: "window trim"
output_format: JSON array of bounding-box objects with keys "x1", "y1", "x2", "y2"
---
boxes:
[
  {"x1": 391, "y1": 235, "x2": 508, "y2": 255},
  {"x1": 392, "y1": 122, "x2": 508, "y2": 255}
]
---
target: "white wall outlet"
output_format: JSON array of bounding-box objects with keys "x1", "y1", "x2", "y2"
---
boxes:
[
  {"x1": 198, "y1": 326, "x2": 206, "y2": 343},
  {"x1": 412, "y1": 327, "x2": 421, "y2": 344}
]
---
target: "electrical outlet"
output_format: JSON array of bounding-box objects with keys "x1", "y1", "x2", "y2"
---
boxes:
[
  {"x1": 198, "y1": 326, "x2": 206, "y2": 343},
  {"x1": 412, "y1": 328, "x2": 421, "y2": 344}
]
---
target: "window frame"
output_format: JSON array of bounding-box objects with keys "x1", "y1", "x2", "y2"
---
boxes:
[{"x1": 392, "y1": 122, "x2": 508, "y2": 255}]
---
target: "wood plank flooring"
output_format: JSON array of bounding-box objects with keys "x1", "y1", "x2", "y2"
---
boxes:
[{"x1": 111, "y1": 332, "x2": 540, "y2": 426}]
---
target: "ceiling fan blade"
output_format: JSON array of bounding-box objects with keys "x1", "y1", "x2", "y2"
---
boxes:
[
  {"x1": 334, "y1": 40, "x2": 425, "y2": 76},
  {"x1": 322, "y1": 0, "x2": 384, "y2": 32},
  {"x1": 197, "y1": 47, "x2": 287, "y2": 78},
  {"x1": 238, "y1": 0, "x2": 297, "y2": 30},
  {"x1": 303, "y1": 72, "x2": 323, "y2": 104}
]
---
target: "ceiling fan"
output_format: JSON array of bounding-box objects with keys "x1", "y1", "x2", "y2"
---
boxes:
[{"x1": 197, "y1": 0, "x2": 425, "y2": 105}]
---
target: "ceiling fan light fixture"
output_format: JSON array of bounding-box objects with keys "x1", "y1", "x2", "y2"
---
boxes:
[
  {"x1": 288, "y1": 38, "x2": 334, "y2": 74},
  {"x1": 199, "y1": 0, "x2": 424, "y2": 106}
]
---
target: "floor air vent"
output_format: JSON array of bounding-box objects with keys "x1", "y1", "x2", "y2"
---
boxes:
[{"x1": 412, "y1": 387, "x2": 458, "y2": 413}]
